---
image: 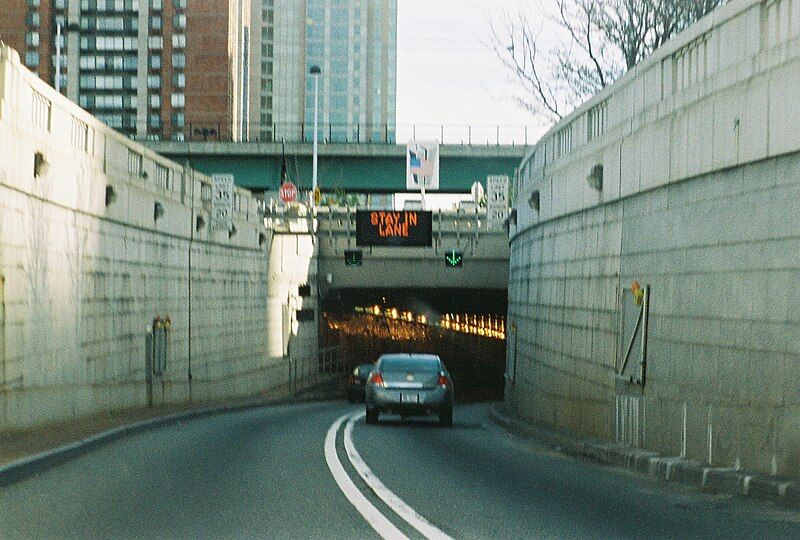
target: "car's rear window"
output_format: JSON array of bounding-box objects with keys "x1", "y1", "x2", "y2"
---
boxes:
[
  {"x1": 357, "y1": 364, "x2": 374, "y2": 376},
  {"x1": 380, "y1": 356, "x2": 440, "y2": 373}
]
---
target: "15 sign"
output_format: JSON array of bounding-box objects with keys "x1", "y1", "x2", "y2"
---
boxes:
[{"x1": 356, "y1": 210, "x2": 432, "y2": 247}]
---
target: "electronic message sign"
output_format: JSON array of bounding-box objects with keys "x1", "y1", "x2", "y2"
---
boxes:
[{"x1": 356, "y1": 210, "x2": 432, "y2": 247}]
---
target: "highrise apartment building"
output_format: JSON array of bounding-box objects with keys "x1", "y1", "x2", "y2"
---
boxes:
[
  {"x1": 248, "y1": 0, "x2": 396, "y2": 143},
  {"x1": 0, "y1": 0, "x2": 250, "y2": 141}
]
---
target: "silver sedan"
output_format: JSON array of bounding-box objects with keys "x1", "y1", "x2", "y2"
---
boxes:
[{"x1": 364, "y1": 353, "x2": 454, "y2": 427}]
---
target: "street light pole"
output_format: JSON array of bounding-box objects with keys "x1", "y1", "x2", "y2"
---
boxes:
[
  {"x1": 55, "y1": 22, "x2": 62, "y2": 93},
  {"x1": 310, "y1": 65, "x2": 321, "y2": 209}
]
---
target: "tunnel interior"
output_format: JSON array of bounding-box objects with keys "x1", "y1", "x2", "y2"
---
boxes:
[{"x1": 321, "y1": 288, "x2": 508, "y2": 402}]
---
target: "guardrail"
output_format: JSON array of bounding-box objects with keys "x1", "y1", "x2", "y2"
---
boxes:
[
  {"x1": 288, "y1": 345, "x2": 343, "y2": 392},
  {"x1": 137, "y1": 122, "x2": 536, "y2": 147},
  {"x1": 264, "y1": 203, "x2": 498, "y2": 229}
]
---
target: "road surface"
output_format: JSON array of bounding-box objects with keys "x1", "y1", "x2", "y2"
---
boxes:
[{"x1": 2, "y1": 402, "x2": 799, "y2": 538}]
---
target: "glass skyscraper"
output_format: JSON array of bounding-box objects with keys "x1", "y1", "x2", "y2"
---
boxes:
[{"x1": 249, "y1": 0, "x2": 396, "y2": 143}]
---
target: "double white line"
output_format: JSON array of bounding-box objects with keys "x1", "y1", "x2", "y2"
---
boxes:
[{"x1": 325, "y1": 412, "x2": 453, "y2": 540}]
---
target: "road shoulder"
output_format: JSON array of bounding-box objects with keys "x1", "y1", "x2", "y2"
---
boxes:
[
  {"x1": 488, "y1": 403, "x2": 800, "y2": 509},
  {"x1": 0, "y1": 378, "x2": 340, "y2": 487}
]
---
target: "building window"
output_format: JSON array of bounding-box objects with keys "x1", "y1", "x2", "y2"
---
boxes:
[
  {"x1": 26, "y1": 32, "x2": 40, "y2": 47},
  {"x1": 171, "y1": 34, "x2": 185, "y2": 48},
  {"x1": 170, "y1": 93, "x2": 184, "y2": 107},
  {"x1": 25, "y1": 52, "x2": 40, "y2": 68},
  {"x1": 172, "y1": 111, "x2": 185, "y2": 127},
  {"x1": 173, "y1": 0, "x2": 186, "y2": 8},
  {"x1": 149, "y1": 15, "x2": 162, "y2": 30},
  {"x1": 148, "y1": 113, "x2": 161, "y2": 128},
  {"x1": 171, "y1": 52, "x2": 185, "y2": 68},
  {"x1": 97, "y1": 114, "x2": 123, "y2": 128},
  {"x1": 26, "y1": 0, "x2": 39, "y2": 7},
  {"x1": 149, "y1": 54, "x2": 161, "y2": 69},
  {"x1": 147, "y1": 74, "x2": 161, "y2": 88},
  {"x1": 148, "y1": 36, "x2": 163, "y2": 49},
  {"x1": 173, "y1": 14, "x2": 186, "y2": 29},
  {"x1": 54, "y1": 0, "x2": 66, "y2": 8},
  {"x1": 26, "y1": 12, "x2": 40, "y2": 27},
  {"x1": 53, "y1": 32, "x2": 66, "y2": 48},
  {"x1": 149, "y1": 93, "x2": 161, "y2": 107},
  {"x1": 150, "y1": 0, "x2": 162, "y2": 9},
  {"x1": 171, "y1": 72, "x2": 185, "y2": 88}
]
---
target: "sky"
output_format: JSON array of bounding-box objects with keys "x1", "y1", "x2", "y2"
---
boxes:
[{"x1": 395, "y1": 0, "x2": 550, "y2": 145}]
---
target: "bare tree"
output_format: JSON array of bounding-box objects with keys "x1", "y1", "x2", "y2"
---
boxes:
[{"x1": 492, "y1": 0, "x2": 725, "y2": 121}]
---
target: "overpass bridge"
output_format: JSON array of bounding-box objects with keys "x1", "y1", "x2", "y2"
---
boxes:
[
  {"x1": 264, "y1": 203, "x2": 509, "y2": 304},
  {"x1": 145, "y1": 140, "x2": 527, "y2": 194}
]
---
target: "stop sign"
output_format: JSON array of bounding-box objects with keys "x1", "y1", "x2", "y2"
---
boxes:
[{"x1": 279, "y1": 182, "x2": 297, "y2": 203}]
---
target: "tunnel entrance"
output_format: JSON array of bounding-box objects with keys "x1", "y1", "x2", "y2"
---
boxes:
[{"x1": 321, "y1": 288, "x2": 507, "y2": 402}]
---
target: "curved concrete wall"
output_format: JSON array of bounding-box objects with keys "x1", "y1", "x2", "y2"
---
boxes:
[
  {"x1": 509, "y1": 0, "x2": 800, "y2": 475},
  {"x1": 0, "y1": 44, "x2": 283, "y2": 429}
]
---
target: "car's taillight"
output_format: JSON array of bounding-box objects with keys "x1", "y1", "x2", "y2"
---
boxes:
[
  {"x1": 368, "y1": 372, "x2": 385, "y2": 387},
  {"x1": 437, "y1": 374, "x2": 450, "y2": 387}
]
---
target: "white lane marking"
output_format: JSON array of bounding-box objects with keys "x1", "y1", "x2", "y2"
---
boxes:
[
  {"x1": 345, "y1": 412, "x2": 454, "y2": 540},
  {"x1": 325, "y1": 413, "x2": 409, "y2": 540}
]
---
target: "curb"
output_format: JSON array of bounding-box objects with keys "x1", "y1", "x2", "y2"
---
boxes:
[
  {"x1": 0, "y1": 380, "x2": 340, "y2": 488},
  {"x1": 488, "y1": 404, "x2": 800, "y2": 509}
]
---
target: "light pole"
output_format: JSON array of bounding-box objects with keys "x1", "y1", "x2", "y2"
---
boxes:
[
  {"x1": 55, "y1": 22, "x2": 62, "y2": 93},
  {"x1": 310, "y1": 65, "x2": 321, "y2": 209}
]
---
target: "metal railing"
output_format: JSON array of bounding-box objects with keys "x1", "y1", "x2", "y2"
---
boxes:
[
  {"x1": 136, "y1": 122, "x2": 537, "y2": 146},
  {"x1": 288, "y1": 345, "x2": 343, "y2": 391}
]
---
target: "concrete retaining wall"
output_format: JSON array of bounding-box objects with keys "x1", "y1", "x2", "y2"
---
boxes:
[
  {"x1": 509, "y1": 0, "x2": 800, "y2": 475},
  {"x1": 0, "y1": 44, "x2": 291, "y2": 429}
]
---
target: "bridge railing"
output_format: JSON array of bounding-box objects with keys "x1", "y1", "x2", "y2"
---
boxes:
[
  {"x1": 262, "y1": 201, "x2": 509, "y2": 245},
  {"x1": 140, "y1": 122, "x2": 536, "y2": 147}
]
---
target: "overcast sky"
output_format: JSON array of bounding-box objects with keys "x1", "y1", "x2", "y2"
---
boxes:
[{"x1": 395, "y1": 0, "x2": 549, "y2": 144}]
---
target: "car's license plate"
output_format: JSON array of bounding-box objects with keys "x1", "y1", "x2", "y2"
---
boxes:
[{"x1": 401, "y1": 393, "x2": 419, "y2": 403}]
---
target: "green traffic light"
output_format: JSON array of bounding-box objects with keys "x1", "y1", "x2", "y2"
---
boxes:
[
  {"x1": 344, "y1": 249, "x2": 363, "y2": 266},
  {"x1": 445, "y1": 249, "x2": 463, "y2": 268}
]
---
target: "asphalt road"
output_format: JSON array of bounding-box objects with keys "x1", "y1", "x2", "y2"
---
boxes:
[{"x1": 2, "y1": 401, "x2": 800, "y2": 539}]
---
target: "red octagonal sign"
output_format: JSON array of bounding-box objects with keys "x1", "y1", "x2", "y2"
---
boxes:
[{"x1": 279, "y1": 181, "x2": 297, "y2": 203}]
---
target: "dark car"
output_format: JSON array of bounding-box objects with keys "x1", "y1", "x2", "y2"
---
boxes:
[
  {"x1": 364, "y1": 353, "x2": 454, "y2": 427},
  {"x1": 346, "y1": 363, "x2": 376, "y2": 402}
]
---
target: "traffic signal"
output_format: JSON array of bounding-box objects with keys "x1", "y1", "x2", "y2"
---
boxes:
[
  {"x1": 344, "y1": 249, "x2": 363, "y2": 267},
  {"x1": 445, "y1": 249, "x2": 463, "y2": 268}
]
